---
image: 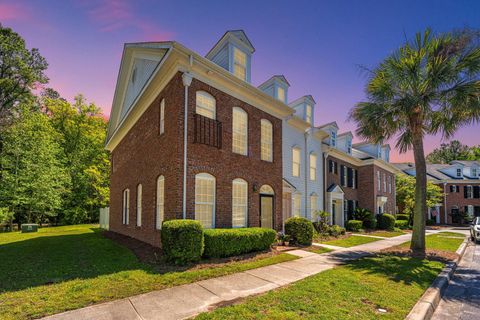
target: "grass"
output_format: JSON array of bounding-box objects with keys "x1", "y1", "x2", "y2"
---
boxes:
[
  {"x1": 400, "y1": 232, "x2": 465, "y2": 252},
  {"x1": 0, "y1": 224, "x2": 297, "y2": 320},
  {"x1": 320, "y1": 235, "x2": 381, "y2": 248},
  {"x1": 196, "y1": 255, "x2": 444, "y2": 319},
  {"x1": 306, "y1": 246, "x2": 333, "y2": 254},
  {"x1": 363, "y1": 230, "x2": 405, "y2": 238}
]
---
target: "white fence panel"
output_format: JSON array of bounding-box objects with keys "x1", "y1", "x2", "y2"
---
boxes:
[{"x1": 99, "y1": 207, "x2": 110, "y2": 230}]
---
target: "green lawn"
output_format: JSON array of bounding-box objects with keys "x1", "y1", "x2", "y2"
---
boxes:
[
  {"x1": 0, "y1": 224, "x2": 297, "y2": 320},
  {"x1": 320, "y1": 235, "x2": 381, "y2": 247},
  {"x1": 400, "y1": 232, "x2": 465, "y2": 252},
  {"x1": 307, "y1": 246, "x2": 333, "y2": 254},
  {"x1": 196, "y1": 255, "x2": 444, "y2": 319}
]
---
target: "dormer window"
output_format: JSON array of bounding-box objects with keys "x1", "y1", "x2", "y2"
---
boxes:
[
  {"x1": 233, "y1": 47, "x2": 247, "y2": 81},
  {"x1": 377, "y1": 147, "x2": 382, "y2": 159},
  {"x1": 331, "y1": 132, "x2": 337, "y2": 147},
  {"x1": 277, "y1": 86, "x2": 285, "y2": 103},
  {"x1": 305, "y1": 105, "x2": 312, "y2": 124},
  {"x1": 472, "y1": 168, "x2": 477, "y2": 177},
  {"x1": 457, "y1": 168, "x2": 462, "y2": 177},
  {"x1": 347, "y1": 140, "x2": 352, "y2": 154}
]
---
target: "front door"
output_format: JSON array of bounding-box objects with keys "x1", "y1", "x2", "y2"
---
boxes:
[{"x1": 260, "y1": 195, "x2": 274, "y2": 229}]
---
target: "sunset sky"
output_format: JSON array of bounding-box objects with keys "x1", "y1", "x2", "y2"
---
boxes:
[{"x1": 2, "y1": 0, "x2": 479, "y2": 162}]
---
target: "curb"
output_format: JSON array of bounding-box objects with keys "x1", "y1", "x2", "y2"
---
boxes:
[{"x1": 405, "y1": 237, "x2": 469, "y2": 320}]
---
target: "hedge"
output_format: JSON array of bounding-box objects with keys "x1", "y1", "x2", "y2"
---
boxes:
[
  {"x1": 285, "y1": 217, "x2": 314, "y2": 245},
  {"x1": 203, "y1": 228, "x2": 276, "y2": 258},
  {"x1": 395, "y1": 220, "x2": 410, "y2": 229},
  {"x1": 346, "y1": 220, "x2": 363, "y2": 232},
  {"x1": 363, "y1": 216, "x2": 377, "y2": 230},
  {"x1": 328, "y1": 225, "x2": 346, "y2": 237},
  {"x1": 161, "y1": 219, "x2": 204, "y2": 264},
  {"x1": 378, "y1": 214, "x2": 396, "y2": 231},
  {"x1": 396, "y1": 214, "x2": 409, "y2": 221}
]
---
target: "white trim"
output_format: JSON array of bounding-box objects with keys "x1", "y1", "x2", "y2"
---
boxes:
[
  {"x1": 136, "y1": 184, "x2": 142, "y2": 227},
  {"x1": 156, "y1": 176, "x2": 165, "y2": 229},
  {"x1": 122, "y1": 189, "x2": 130, "y2": 225},
  {"x1": 195, "y1": 173, "x2": 216, "y2": 228},
  {"x1": 232, "y1": 178, "x2": 248, "y2": 228}
]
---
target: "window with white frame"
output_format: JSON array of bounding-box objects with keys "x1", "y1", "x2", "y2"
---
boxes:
[
  {"x1": 309, "y1": 153, "x2": 317, "y2": 181},
  {"x1": 466, "y1": 185, "x2": 473, "y2": 199},
  {"x1": 196, "y1": 91, "x2": 216, "y2": 119},
  {"x1": 347, "y1": 139, "x2": 352, "y2": 154},
  {"x1": 352, "y1": 169, "x2": 356, "y2": 189},
  {"x1": 292, "y1": 147, "x2": 301, "y2": 177},
  {"x1": 233, "y1": 47, "x2": 247, "y2": 81},
  {"x1": 457, "y1": 168, "x2": 462, "y2": 177},
  {"x1": 342, "y1": 165, "x2": 348, "y2": 186},
  {"x1": 383, "y1": 173, "x2": 386, "y2": 192},
  {"x1": 122, "y1": 189, "x2": 130, "y2": 225},
  {"x1": 195, "y1": 173, "x2": 215, "y2": 228},
  {"x1": 261, "y1": 119, "x2": 273, "y2": 162},
  {"x1": 377, "y1": 171, "x2": 381, "y2": 191},
  {"x1": 232, "y1": 107, "x2": 248, "y2": 155},
  {"x1": 156, "y1": 176, "x2": 164, "y2": 229},
  {"x1": 232, "y1": 178, "x2": 248, "y2": 227},
  {"x1": 136, "y1": 184, "x2": 142, "y2": 227},
  {"x1": 277, "y1": 86, "x2": 285, "y2": 102},
  {"x1": 159, "y1": 99, "x2": 165, "y2": 135},
  {"x1": 331, "y1": 131, "x2": 336, "y2": 147},
  {"x1": 310, "y1": 193, "x2": 318, "y2": 218},
  {"x1": 472, "y1": 168, "x2": 478, "y2": 177},
  {"x1": 293, "y1": 193, "x2": 302, "y2": 217},
  {"x1": 305, "y1": 105, "x2": 312, "y2": 124}
]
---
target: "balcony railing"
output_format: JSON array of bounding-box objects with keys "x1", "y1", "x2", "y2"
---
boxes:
[{"x1": 193, "y1": 113, "x2": 222, "y2": 148}]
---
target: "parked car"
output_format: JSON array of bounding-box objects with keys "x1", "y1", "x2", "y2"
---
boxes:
[{"x1": 471, "y1": 217, "x2": 480, "y2": 243}]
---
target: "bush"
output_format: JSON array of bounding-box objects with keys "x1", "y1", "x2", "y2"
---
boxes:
[
  {"x1": 396, "y1": 214, "x2": 409, "y2": 221},
  {"x1": 328, "y1": 225, "x2": 346, "y2": 237},
  {"x1": 203, "y1": 228, "x2": 276, "y2": 258},
  {"x1": 285, "y1": 217, "x2": 314, "y2": 245},
  {"x1": 161, "y1": 219, "x2": 204, "y2": 264},
  {"x1": 346, "y1": 220, "x2": 363, "y2": 232},
  {"x1": 354, "y1": 208, "x2": 372, "y2": 221},
  {"x1": 363, "y1": 216, "x2": 377, "y2": 230},
  {"x1": 377, "y1": 214, "x2": 396, "y2": 230},
  {"x1": 395, "y1": 220, "x2": 410, "y2": 229},
  {"x1": 426, "y1": 218, "x2": 436, "y2": 226}
]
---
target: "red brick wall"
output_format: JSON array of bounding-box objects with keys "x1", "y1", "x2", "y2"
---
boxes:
[
  {"x1": 437, "y1": 183, "x2": 480, "y2": 224},
  {"x1": 109, "y1": 72, "x2": 283, "y2": 247},
  {"x1": 326, "y1": 155, "x2": 358, "y2": 203}
]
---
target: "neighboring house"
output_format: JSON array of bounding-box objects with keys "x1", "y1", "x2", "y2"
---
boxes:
[
  {"x1": 106, "y1": 31, "x2": 293, "y2": 246},
  {"x1": 394, "y1": 160, "x2": 480, "y2": 224},
  {"x1": 258, "y1": 76, "x2": 327, "y2": 224},
  {"x1": 319, "y1": 123, "x2": 398, "y2": 227}
]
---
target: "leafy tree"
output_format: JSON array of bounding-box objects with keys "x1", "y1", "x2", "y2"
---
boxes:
[
  {"x1": 44, "y1": 95, "x2": 110, "y2": 224},
  {"x1": 468, "y1": 146, "x2": 480, "y2": 161},
  {"x1": 396, "y1": 174, "x2": 443, "y2": 225},
  {"x1": 426, "y1": 140, "x2": 471, "y2": 163},
  {"x1": 0, "y1": 107, "x2": 69, "y2": 224},
  {"x1": 0, "y1": 24, "x2": 48, "y2": 128},
  {"x1": 350, "y1": 29, "x2": 480, "y2": 255}
]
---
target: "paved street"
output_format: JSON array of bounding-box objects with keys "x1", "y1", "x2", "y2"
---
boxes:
[{"x1": 432, "y1": 241, "x2": 480, "y2": 320}]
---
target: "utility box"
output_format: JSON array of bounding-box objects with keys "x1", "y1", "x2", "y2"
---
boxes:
[{"x1": 21, "y1": 224, "x2": 38, "y2": 233}]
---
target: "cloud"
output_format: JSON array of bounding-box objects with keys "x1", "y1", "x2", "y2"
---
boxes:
[
  {"x1": 81, "y1": 0, "x2": 173, "y2": 41},
  {"x1": 0, "y1": 2, "x2": 30, "y2": 21}
]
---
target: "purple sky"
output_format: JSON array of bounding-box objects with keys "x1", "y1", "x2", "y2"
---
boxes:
[{"x1": 2, "y1": 0, "x2": 479, "y2": 162}]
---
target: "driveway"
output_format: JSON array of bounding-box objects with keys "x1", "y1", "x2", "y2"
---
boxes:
[{"x1": 432, "y1": 240, "x2": 480, "y2": 320}]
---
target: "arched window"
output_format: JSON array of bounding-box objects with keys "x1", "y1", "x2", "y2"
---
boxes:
[
  {"x1": 293, "y1": 193, "x2": 301, "y2": 217},
  {"x1": 259, "y1": 184, "x2": 274, "y2": 195},
  {"x1": 261, "y1": 119, "x2": 273, "y2": 162},
  {"x1": 232, "y1": 178, "x2": 248, "y2": 228},
  {"x1": 136, "y1": 184, "x2": 142, "y2": 227},
  {"x1": 310, "y1": 193, "x2": 318, "y2": 219},
  {"x1": 232, "y1": 107, "x2": 248, "y2": 155},
  {"x1": 195, "y1": 173, "x2": 216, "y2": 228},
  {"x1": 196, "y1": 91, "x2": 216, "y2": 119},
  {"x1": 156, "y1": 176, "x2": 164, "y2": 229},
  {"x1": 122, "y1": 189, "x2": 130, "y2": 225}
]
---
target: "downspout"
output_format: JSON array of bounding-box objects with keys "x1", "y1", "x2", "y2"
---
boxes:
[
  {"x1": 304, "y1": 130, "x2": 309, "y2": 219},
  {"x1": 443, "y1": 182, "x2": 447, "y2": 225},
  {"x1": 182, "y1": 71, "x2": 193, "y2": 219}
]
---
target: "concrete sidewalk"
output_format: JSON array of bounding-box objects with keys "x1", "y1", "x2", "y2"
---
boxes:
[{"x1": 43, "y1": 230, "x2": 441, "y2": 320}]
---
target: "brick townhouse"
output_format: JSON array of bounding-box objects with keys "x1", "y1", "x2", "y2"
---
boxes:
[
  {"x1": 318, "y1": 122, "x2": 398, "y2": 226},
  {"x1": 106, "y1": 31, "x2": 293, "y2": 246},
  {"x1": 395, "y1": 160, "x2": 480, "y2": 224}
]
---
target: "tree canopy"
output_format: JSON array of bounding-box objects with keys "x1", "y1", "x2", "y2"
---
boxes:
[
  {"x1": 426, "y1": 140, "x2": 479, "y2": 163},
  {"x1": 396, "y1": 174, "x2": 443, "y2": 218}
]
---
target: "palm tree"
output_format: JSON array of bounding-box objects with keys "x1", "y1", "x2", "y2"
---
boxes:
[{"x1": 350, "y1": 29, "x2": 480, "y2": 255}]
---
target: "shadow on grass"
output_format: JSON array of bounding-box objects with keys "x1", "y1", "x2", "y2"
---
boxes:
[{"x1": 0, "y1": 228, "x2": 156, "y2": 293}]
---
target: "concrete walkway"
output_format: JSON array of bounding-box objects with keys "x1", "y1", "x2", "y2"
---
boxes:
[{"x1": 43, "y1": 230, "x2": 442, "y2": 320}]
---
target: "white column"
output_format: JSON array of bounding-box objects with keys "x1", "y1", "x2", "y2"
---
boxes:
[{"x1": 182, "y1": 72, "x2": 193, "y2": 219}]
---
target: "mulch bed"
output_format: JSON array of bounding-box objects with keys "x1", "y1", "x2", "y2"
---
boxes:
[
  {"x1": 103, "y1": 230, "x2": 286, "y2": 273},
  {"x1": 380, "y1": 246, "x2": 459, "y2": 263}
]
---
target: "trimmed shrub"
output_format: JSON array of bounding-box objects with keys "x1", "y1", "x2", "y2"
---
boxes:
[
  {"x1": 161, "y1": 219, "x2": 204, "y2": 264},
  {"x1": 377, "y1": 213, "x2": 396, "y2": 231},
  {"x1": 346, "y1": 220, "x2": 363, "y2": 232},
  {"x1": 328, "y1": 225, "x2": 346, "y2": 237},
  {"x1": 203, "y1": 228, "x2": 276, "y2": 258},
  {"x1": 426, "y1": 218, "x2": 436, "y2": 226},
  {"x1": 396, "y1": 214, "x2": 409, "y2": 221},
  {"x1": 285, "y1": 217, "x2": 314, "y2": 245},
  {"x1": 363, "y1": 216, "x2": 377, "y2": 230},
  {"x1": 395, "y1": 220, "x2": 410, "y2": 229}
]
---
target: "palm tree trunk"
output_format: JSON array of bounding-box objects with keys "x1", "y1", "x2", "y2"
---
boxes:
[{"x1": 410, "y1": 132, "x2": 427, "y2": 255}]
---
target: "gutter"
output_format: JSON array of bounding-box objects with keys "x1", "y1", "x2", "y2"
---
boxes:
[{"x1": 182, "y1": 70, "x2": 193, "y2": 219}]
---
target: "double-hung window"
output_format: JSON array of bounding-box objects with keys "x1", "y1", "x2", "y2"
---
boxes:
[
  {"x1": 232, "y1": 179, "x2": 248, "y2": 227},
  {"x1": 122, "y1": 189, "x2": 130, "y2": 225},
  {"x1": 233, "y1": 47, "x2": 247, "y2": 81},
  {"x1": 377, "y1": 171, "x2": 381, "y2": 191},
  {"x1": 136, "y1": 184, "x2": 142, "y2": 226},
  {"x1": 156, "y1": 176, "x2": 164, "y2": 229},
  {"x1": 305, "y1": 105, "x2": 312, "y2": 124},
  {"x1": 310, "y1": 194, "x2": 318, "y2": 218},
  {"x1": 309, "y1": 153, "x2": 317, "y2": 181},
  {"x1": 292, "y1": 147, "x2": 301, "y2": 177},
  {"x1": 159, "y1": 99, "x2": 165, "y2": 135},
  {"x1": 232, "y1": 107, "x2": 248, "y2": 155},
  {"x1": 260, "y1": 119, "x2": 273, "y2": 162},
  {"x1": 195, "y1": 173, "x2": 216, "y2": 228},
  {"x1": 293, "y1": 193, "x2": 302, "y2": 217},
  {"x1": 196, "y1": 91, "x2": 216, "y2": 119}
]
